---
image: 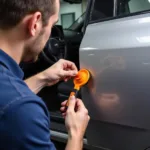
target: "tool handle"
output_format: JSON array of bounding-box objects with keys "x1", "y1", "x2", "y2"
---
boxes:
[{"x1": 65, "y1": 90, "x2": 78, "y2": 110}]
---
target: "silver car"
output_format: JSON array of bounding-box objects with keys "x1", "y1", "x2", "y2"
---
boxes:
[{"x1": 80, "y1": 0, "x2": 150, "y2": 149}]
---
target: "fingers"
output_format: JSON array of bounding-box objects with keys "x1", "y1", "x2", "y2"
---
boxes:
[
  {"x1": 60, "y1": 106, "x2": 66, "y2": 112},
  {"x1": 64, "y1": 78, "x2": 68, "y2": 82},
  {"x1": 88, "y1": 116, "x2": 90, "y2": 121},
  {"x1": 60, "y1": 101, "x2": 67, "y2": 113},
  {"x1": 59, "y1": 59, "x2": 78, "y2": 71},
  {"x1": 60, "y1": 100, "x2": 67, "y2": 117},
  {"x1": 60, "y1": 99, "x2": 90, "y2": 121},
  {"x1": 62, "y1": 70, "x2": 77, "y2": 78},
  {"x1": 67, "y1": 62, "x2": 78, "y2": 73},
  {"x1": 59, "y1": 59, "x2": 78, "y2": 76},
  {"x1": 61, "y1": 100, "x2": 67, "y2": 106},
  {"x1": 60, "y1": 97, "x2": 76, "y2": 118},
  {"x1": 61, "y1": 99, "x2": 86, "y2": 112},
  {"x1": 58, "y1": 59, "x2": 78, "y2": 80},
  {"x1": 62, "y1": 112, "x2": 66, "y2": 118},
  {"x1": 63, "y1": 77, "x2": 71, "y2": 82}
]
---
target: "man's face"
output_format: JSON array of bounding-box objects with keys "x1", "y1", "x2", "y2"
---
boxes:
[{"x1": 23, "y1": 0, "x2": 59, "y2": 62}]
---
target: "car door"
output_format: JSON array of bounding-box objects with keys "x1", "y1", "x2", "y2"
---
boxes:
[{"x1": 80, "y1": 0, "x2": 150, "y2": 149}]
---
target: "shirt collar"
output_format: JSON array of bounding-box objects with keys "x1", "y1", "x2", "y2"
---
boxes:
[{"x1": 0, "y1": 50, "x2": 24, "y2": 79}]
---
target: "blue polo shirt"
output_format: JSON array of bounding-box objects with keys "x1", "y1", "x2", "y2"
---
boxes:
[{"x1": 0, "y1": 50, "x2": 56, "y2": 150}]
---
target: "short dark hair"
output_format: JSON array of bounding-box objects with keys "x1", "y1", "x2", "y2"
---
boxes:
[{"x1": 0, "y1": 0, "x2": 56, "y2": 29}]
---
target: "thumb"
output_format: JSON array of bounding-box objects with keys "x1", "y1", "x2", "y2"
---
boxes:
[{"x1": 68, "y1": 96, "x2": 76, "y2": 111}]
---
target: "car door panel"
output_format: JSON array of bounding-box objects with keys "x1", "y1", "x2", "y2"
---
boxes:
[{"x1": 80, "y1": 13, "x2": 150, "y2": 149}]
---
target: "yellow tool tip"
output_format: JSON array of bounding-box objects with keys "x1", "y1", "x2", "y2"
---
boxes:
[{"x1": 74, "y1": 69, "x2": 90, "y2": 89}]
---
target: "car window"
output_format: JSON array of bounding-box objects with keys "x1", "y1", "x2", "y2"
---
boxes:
[
  {"x1": 118, "y1": 0, "x2": 150, "y2": 15},
  {"x1": 90, "y1": 0, "x2": 114, "y2": 23},
  {"x1": 57, "y1": 0, "x2": 88, "y2": 29},
  {"x1": 68, "y1": 13, "x2": 85, "y2": 30}
]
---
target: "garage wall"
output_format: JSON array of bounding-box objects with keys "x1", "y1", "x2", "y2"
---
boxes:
[
  {"x1": 57, "y1": 2, "x2": 82, "y2": 26},
  {"x1": 129, "y1": 0, "x2": 150, "y2": 13}
]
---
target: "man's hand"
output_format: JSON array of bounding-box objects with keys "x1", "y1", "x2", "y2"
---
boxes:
[
  {"x1": 42, "y1": 59, "x2": 78, "y2": 86},
  {"x1": 60, "y1": 96, "x2": 90, "y2": 150},
  {"x1": 25, "y1": 59, "x2": 78, "y2": 94}
]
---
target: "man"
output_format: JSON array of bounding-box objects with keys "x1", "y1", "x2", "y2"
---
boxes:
[{"x1": 0, "y1": 0, "x2": 90, "y2": 150}]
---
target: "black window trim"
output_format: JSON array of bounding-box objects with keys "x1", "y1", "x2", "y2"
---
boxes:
[
  {"x1": 87, "y1": 0, "x2": 150, "y2": 25},
  {"x1": 83, "y1": 0, "x2": 93, "y2": 33},
  {"x1": 114, "y1": 0, "x2": 117, "y2": 16}
]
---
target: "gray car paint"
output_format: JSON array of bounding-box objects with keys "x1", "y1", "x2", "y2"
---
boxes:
[{"x1": 80, "y1": 13, "x2": 150, "y2": 150}]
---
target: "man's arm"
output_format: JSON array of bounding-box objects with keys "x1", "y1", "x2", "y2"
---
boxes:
[
  {"x1": 7, "y1": 96, "x2": 89, "y2": 150},
  {"x1": 25, "y1": 72, "x2": 47, "y2": 94},
  {"x1": 25, "y1": 59, "x2": 78, "y2": 94},
  {"x1": 6, "y1": 96, "x2": 88, "y2": 150}
]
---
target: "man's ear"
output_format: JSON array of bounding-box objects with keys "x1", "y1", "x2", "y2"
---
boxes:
[{"x1": 27, "y1": 12, "x2": 42, "y2": 37}]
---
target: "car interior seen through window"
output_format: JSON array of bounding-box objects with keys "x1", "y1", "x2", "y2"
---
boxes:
[
  {"x1": 118, "y1": 0, "x2": 150, "y2": 16},
  {"x1": 57, "y1": 0, "x2": 88, "y2": 29}
]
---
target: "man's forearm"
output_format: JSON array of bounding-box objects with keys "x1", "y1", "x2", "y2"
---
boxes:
[
  {"x1": 66, "y1": 136, "x2": 83, "y2": 150},
  {"x1": 25, "y1": 73, "x2": 47, "y2": 94}
]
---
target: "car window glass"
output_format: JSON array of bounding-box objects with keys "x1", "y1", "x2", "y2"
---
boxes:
[
  {"x1": 90, "y1": 0, "x2": 114, "y2": 23},
  {"x1": 118, "y1": 0, "x2": 150, "y2": 15},
  {"x1": 57, "y1": 0, "x2": 88, "y2": 30},
  {"x1": 68, "y1": 13, "x2": 85, "y2": 30}
]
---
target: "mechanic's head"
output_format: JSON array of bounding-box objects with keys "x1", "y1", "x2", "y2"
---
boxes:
[{"x1": 0, "y1": 0, "x2": 59, "y2": 62}]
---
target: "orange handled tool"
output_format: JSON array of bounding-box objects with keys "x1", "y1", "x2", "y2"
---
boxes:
[{"x1": 65, "y1": 69, "x2": 90, "y2": 108}]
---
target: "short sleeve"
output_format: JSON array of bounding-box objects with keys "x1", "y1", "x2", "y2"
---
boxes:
[{"x1": 1, "y1": 97, "x2": 56, "y2": 150}]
